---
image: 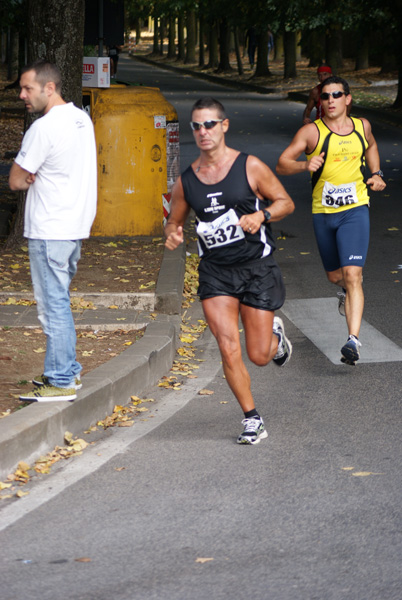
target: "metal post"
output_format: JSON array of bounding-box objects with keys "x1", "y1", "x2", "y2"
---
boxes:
[{"x1": 98, "y1": 0, "x2": 104, "y2": 57}]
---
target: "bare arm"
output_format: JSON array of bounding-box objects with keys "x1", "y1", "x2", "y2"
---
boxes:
[
  {"x1": 302, "y1": 88, "x2": 318, "y2": 125},
  {"x1": 362, "y1": 119, "x2": 386, "y2": 191},
  {"x1": 237, "y1": 156, "x2": 295, "y2": 234},
  {"x1": 164, "y1": 176, "x2": 191, "y2": 250},
  {"x1": 276, "y1": 124, "x2": 324, "y2": 176},
  {"x1": 9, "y1": 163, "x2": 35, "y2": 191}
]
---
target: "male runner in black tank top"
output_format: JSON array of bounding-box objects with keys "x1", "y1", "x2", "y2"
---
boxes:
[{"x1": 165, "y1": 97, "x2": 295, "y2": 445}]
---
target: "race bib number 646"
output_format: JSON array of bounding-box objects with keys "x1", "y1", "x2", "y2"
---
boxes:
[
  {"x1": 322, "y1": 181, "x2": 358, "y2": 208},
  {"x1": 197, "y1": 208, "x2": 245, "y2": 249}
]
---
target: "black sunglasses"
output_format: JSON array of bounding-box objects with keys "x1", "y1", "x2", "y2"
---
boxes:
[
  {"x1": 320, "y1": 91, "x2": 346, "y2": 100},
  {"x1": 190, "y1": 119, "x2": 223, "y2": 131}
]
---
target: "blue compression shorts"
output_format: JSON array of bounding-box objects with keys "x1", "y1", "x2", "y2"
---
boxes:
[{"x1": 312, "y1": 205, "x2": 370, "y2": 272}]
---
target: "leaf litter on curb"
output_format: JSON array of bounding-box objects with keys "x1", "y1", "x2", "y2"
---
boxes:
[{"x1": 0, "y1": 251, "x2": 209, "y2": 492}]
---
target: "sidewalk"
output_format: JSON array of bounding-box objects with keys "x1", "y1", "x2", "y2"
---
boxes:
[
  {"x1": 0, "y1": 243, "x2": 186, "y2": 479},
  {"x1": 1, "y1": 52, "x2": 400, "y2": 481}
]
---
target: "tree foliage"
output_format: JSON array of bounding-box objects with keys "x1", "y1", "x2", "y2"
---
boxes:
[{"x1": 5, "y1": 0, "x2": 402, "y2": 97}]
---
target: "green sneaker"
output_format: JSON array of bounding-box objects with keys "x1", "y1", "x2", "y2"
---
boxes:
[
  {"x1": 19, "y1": 384, "x2": 77, "y2": 402},
  {"x1": 32, "y1": 374, "x2": 82, "y2": 390}
]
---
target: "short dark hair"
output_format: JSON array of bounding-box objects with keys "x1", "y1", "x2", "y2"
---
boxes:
[
  {"x1": 21, "y1": 60, "x2": 62, "y2": 94},
  {"x1": 191, "y1": 97, "x2": 227, "y2": 120},
  {"x1": 321, "y1": 75, "x2": 350, "y2": 96}
]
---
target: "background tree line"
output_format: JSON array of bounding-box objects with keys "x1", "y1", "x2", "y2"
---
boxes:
[
  {"x1": 125, "y1": 0, "x2": 402, "y2": 106},
  {"x1": 2, "y1": 0, "x2": 402, "y2": 106}
]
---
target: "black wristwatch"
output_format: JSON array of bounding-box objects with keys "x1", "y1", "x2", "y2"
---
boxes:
[
  {"x1": 262, "y1": 209, "x2": 272, "y2": 223},
  {"x1": 371, "y1": 170, "x2": 384, "y2": 178}
]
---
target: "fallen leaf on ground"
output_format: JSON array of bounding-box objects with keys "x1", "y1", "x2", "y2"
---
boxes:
[
  {"x1": 195, "y1": 557, "x2": 214, "y2": 564},
  {"x1": 75, "y1": 557, "x2": 92, "y2": 562},
  {"x1": 352, "y1": 471, "x2": 383, "y2": 477},
  {"x1": 16, "y1": 490, "x2": 29, "y2": 498}
]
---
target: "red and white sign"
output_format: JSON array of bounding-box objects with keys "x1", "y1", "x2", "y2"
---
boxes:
[{"x1": 82, "y1": 57, "x2": 110, "y2": 88}]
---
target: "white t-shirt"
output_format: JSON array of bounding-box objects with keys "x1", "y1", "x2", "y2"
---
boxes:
[{"x1": 15, "y1": 102, "x2": 97, "y2": 240}]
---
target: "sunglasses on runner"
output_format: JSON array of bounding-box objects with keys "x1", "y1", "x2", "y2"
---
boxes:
[
  {"x1": 320, "y1": 91, "x2": 346, "y2": 100},
  {"x1": 190, "y1": 119, "x2": 223, "y2": 131}
]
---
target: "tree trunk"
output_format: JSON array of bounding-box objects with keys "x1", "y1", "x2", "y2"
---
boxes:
[
  {"x1": 233, "y1": 27, "x2": 243, "y2": 75},
  {"x1": 254, "y1": 28, "x2": 270, "y2": 77},
  {"x1": 7, "y1": 28, "x2": 19, "y2": 80},
  {"x1": 185, "y1": 10, "x2": 196, "y2": 63},
  {"x1": 159, "y1": 17, "x2": 166, "y2": 56},
  {"x1": 177, "y1": 15, "x2": 185, "y2": 61},
  {"x1": 152, "y1": 17, "x2": 159, "y2": 55},
  {"x1": 217, "y1": 18, "x2": 232, "y2": 72},
  {"x1": 296, "y1": 31, "x2": 302, "y2": 61},
  {"x1": 199, "y1": 16, "x2": 205, "y2": 67},
  {"x1": 392, "y1": 1, "x2": 402, "y2": 104},
  {"x1": 4, "y1": 193, "x2": 25, "y2": 250},
  {"x1": 394, "y1": 63, "x2": 402, "y2": 107},
  {"x1": 284, "y1": 30, "x2": 297, "y2": 79},
  {"x1": 302, "y1": 29, "x2": 324, "y2": 67},
  {"x1": 28, "y1": 0, "x2": 85, "y2": 107},
  {"x1": 135, "y1": 18, "x2": 141, "y2": 44},
  {"x1": 325, "y1": 24, "x2": 343, "y2": 72},
  {"x1": 275, "y1": 33, "x2": 284, "y2": 61},
  {"x1": 207, "y1": 21, "x2": 219, "y2": 69},
  {"x1": 167, "y1": 16, "x2": 176, "y2": 59},
  {"x1": 355, "y1": 32, "x2": 369, "y2": 70}
]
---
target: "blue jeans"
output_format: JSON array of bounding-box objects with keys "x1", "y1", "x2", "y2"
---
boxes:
[{"x1": 28, "y1": 239, "x2": 82, "y2": 388}]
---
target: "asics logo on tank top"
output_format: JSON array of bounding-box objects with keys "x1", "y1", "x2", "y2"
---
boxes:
[{"x1": 204, "y1": 192, "x2": 225, "y2": 214}]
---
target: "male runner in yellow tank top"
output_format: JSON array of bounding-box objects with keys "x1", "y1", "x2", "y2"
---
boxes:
[{"x1": 276, "y1": 76, "x2": 386, "y2": 365}]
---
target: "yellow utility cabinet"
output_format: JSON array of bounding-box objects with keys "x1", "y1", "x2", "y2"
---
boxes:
[{"x1": 83, "y1": 86, "x2": 180, "y2": 236}]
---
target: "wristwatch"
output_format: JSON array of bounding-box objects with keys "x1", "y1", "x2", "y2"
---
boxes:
[
  {"x1": 262, "y1": 209, "x2": 272, "y2": 223},
  {"x1": 371, "y1": 170, "x2": 384, "y2": 178}
]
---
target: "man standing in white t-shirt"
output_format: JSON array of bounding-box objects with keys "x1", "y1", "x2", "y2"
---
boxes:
[{"x1": 9, "y1": 61, "x2": 97, "y2": 402}]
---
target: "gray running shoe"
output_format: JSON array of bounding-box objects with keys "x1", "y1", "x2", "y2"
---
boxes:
[
  {"x1": 341, "y1": 335, "x2": 362, "y2": 365},
  {"x1": 337, "y1": 290, "x2": 346, "y2": 316},
  {"x1": 33, "y1": 373, "x2": 82, "y2": 390},
  {"x1": 237, "y1": 416, "x2": 268, "y2": 445},
  {"x1": 20, "y1": 384, "x2": 77, "y2": 402},
  {"x1": 273, "y1": 316, "x2": 293, "y2": 366}
]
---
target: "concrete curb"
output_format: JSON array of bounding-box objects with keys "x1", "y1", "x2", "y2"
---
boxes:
[
  {"x1": 155, "y1": 244, "x2": 186, "y2": 314},
  {"x1": 0, "y1": 243, "x2": 186, "y2": 479}
]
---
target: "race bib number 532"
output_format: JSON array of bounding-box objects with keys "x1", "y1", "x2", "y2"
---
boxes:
[
  {"x1": 322, "y1": 181, "x2": 358, "y2": 208},
  {"x1": 196, "y1": 208, "x2": 245, "y2": 249}
]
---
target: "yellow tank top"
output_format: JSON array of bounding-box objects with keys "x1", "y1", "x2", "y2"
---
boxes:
[{"x1": 306, "y1": 117, "x2": 369, "y2": 214}]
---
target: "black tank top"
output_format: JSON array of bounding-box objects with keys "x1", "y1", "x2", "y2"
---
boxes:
[{"x1": 181, "y1": 152, "x2": 275, "y2": 265}]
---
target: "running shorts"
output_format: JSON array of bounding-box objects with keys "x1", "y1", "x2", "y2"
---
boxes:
[
  {"x1": 312, "y1": 205, "x2": 370, "y2": 272},
  {"x1": 198, "y1": 254, "x2": 285, "y2": 311}
]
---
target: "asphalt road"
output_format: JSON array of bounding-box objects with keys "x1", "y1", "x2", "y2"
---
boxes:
[{"x1": 1, "y1": 55, "x2": 401, "y2": 600}]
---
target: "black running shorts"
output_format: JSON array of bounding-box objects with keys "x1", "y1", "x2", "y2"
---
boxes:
[{"x1": 198, "y1": 255, "x2": 285, "y2": 311}]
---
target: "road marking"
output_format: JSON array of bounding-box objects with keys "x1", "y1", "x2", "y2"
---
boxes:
[
  {"x1": 281, "y1": 298, "x2": 402, "y2": 365},
  {"x1": 0, "y1": 333, "x2": 222, "y2": 533}
]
